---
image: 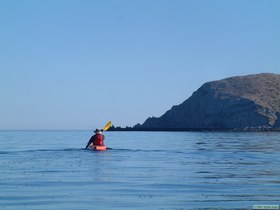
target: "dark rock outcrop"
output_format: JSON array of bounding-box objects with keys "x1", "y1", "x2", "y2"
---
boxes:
[{"x1": 137, "y1": 73, "x2": 280, "y2": 130}]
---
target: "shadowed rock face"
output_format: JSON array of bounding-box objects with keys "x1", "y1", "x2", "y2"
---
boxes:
[{"x1": 138, "y1": 73, "x2": 280, "y2": 129}]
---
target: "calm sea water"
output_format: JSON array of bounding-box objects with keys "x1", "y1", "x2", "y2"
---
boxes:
[{"x1": 0, "y1": 131, "x2": 279, "y2": 210}]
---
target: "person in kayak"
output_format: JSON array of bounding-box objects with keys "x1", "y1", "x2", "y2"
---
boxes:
[{"x1": 85, "y1": 128, "x2": 105, "y2": 149}]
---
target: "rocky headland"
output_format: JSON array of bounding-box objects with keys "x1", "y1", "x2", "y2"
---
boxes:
[{"x1": 123, "y1": 73, "x2": 280, "y2": 131}]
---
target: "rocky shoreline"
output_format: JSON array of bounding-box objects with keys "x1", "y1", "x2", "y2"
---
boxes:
[
  {"x1": 109, "y1": 126, "x2": 280, "y2": 132},
  {"x1": 114, "y1": 73, "x2": 280, "y2": 131}
]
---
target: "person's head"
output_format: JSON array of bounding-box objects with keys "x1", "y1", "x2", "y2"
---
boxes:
[{"x1": 94, "y1": 128, "x2": 102, "y2": 134}]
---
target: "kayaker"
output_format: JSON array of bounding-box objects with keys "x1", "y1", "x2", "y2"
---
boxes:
[{"x1": 85, "y1": 128, "x2": 105, "y2": 149}]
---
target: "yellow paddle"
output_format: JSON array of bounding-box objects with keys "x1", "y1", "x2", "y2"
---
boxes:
[{"x1": 103, "y1": 121, "x2": 112, "y2": 131}]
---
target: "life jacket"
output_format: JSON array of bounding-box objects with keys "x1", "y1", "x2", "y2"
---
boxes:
[{"x1": 93, "y1": 134, "x2": 104, "y2": 146}]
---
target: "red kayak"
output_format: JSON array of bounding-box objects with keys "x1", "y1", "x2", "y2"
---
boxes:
[{"x1": 88, "y1": 143, "x2": 107, "y2": 151}]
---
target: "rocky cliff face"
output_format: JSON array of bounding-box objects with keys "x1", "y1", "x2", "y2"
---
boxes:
[{"x1": 137, "y1": 73, "x2": 280, "y2": 129}]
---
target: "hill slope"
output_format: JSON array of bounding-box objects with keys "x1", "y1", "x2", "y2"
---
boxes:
[{"x1": 137, "y1": 73, "x2": 280, "y2": 129}]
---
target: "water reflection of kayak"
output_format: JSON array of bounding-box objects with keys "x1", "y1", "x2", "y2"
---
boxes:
[{"x1": 88, "y1": 143, "x2": 107, "y2": 151}]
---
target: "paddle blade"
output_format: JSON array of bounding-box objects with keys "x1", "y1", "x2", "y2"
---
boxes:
[{"x1": 103, "y1": 121, "x2": 112, "y2": 131}]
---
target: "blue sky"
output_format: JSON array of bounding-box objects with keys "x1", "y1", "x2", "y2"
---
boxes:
[{"x1": 1, "y1": 0, "x2": 279, "y2": 130}]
